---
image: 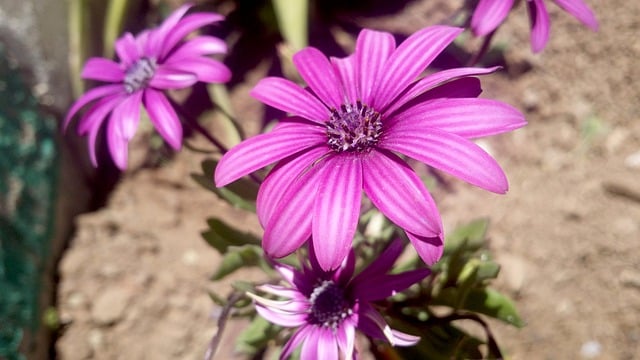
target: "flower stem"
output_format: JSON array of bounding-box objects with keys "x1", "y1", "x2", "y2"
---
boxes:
[
  {"x1": 204, "y1": 291, "x2": 245, "y2": 360},
  {"x1": 467, "y1": 29, "x2": 496, "y2": 66}
]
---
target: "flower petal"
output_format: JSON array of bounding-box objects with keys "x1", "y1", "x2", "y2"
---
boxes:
[
  {"x1": 81, "y1": 58, "x2": 125, "y2": 82},
  {"x1": 554, "y1": 0, "x2": 598, "y2": 30},
  {"x1": 106, "y1": 111, "x2": 129, "y2": 170},
  {"x1": 142, "y1": 88, "x2": 182, "y2": 149},
  {"x1": 293, "y1": 47, "x2": 344, "y2": 109},
  {"x1": 281, "y1": 326, "x2": 312, "y2": 360},
  {"x1": 353, "y1": 269, "x2": 430, "y2": 301},
  {"x1": 331, "y1": 55, "x2": 358, "y2": 105},
  {"x1": 65, "y1": 84, "x2": 124, "y2": 130},
  {"x1": 147, "y1": 4, "x2": 192, "y2": 57},
  {"x1": 149, "y1": 67, "x2": 198, "y2": 89},
  {"x1": 263, "y1": 158, "x2": 325, "y2": 258},
  {"x1": 388, "y1": 98, "x2": 526, "y2": 139},
  {"x1": 110, "y1": 90, "x2": 142, "y2": 141},
  {"x1": 312, "y1": 155, "x2": 363, "y2": 271},
  {"x1": 362, "y1": 150, "x2": 442, "y2": 237},
  {"x1": 336, "y1": 319, "x2": 356, "y2": 360},
  {"x1": 168, "y1": 35, "x2": 227, "y2": 59},
  {"x1": 301, "y1": 327, "x2": 321, "y2": 360},
  {"x1": 528, "y1": 0, "x2": 551, "y2": 53},
  {"x1": 407, "y1": 231, "x2": 444, "y2": 266},
  {"x1": 250, "y1": 77, "x2": 329, "y2": 123},
  {"x1": 372, "y1": 26, "x2": 463, "y2": 111},
  {"x1": 77, "y1": 93, "x2": 124, "y2": 135},
  {"x1": 162, "y1": 57, "x2": 231, "y2": 83},
  {"x1": 354, "y1": 29, "x2": 396, "y2": 104},
  {"x1": 353, "y1": 239, "x2": 403, "y2": 279},
  {"x1": 215, "y1": 121, "x2": 325, "y2": 187},
  {"x1": 382, "y1": 126, "x2": 509, "y2": 193},
  {"x1": 316, "y1": 327, "x2": 339, "y2": 360},
  {"x1": 470, "y1": 0, "x2": 515, "y2": 36},
  {"x1": 384, "y1": 66, "x2": 500, "y2": 116},
  {"x1": 256, "y1": 145, "x2": 330, "y2": 226},
  {"x1": 114, "y1": 33, "x2": 139, "y2": 66},
  {"x1": 160, "y1": 13, "x2": 225, "y2": 59}
]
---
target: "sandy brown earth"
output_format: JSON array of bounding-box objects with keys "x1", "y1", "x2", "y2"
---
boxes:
[{"x1": 56, "y1": 0, "x2": 640, "y2": 359}]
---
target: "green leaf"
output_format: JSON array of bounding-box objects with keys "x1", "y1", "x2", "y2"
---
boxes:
[
  {"x1": 236, "y1": 316, "x2": 281, "y2": 355},
  {"x1": 212, "y1": 245, "x2": 264, "y2": 280},
  {"x1": 462, "y1": 288, "x2": 525, "y2": 328},
  {"x1": 191, "y1": 159, "x2": 258, "y2": 212},
  {"x1": 201, "y1": 217, "x2": 260, "y2": 254},
  {"x1": 444, "y1": 218, "x2": 489, "y2": 254}
]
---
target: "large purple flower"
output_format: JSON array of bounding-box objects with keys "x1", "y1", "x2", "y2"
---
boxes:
[
  {"x1": 249, "y1": 240, "x2": 429, "y2": 359},
  {"x1": 471, "y1": 0, "x2": 598, "y2": 52},
  {"x1": 215, "y1": 26, "x2": 526, "y2": 271},
  {"x1": 64, "y1": 3, "x2": 231, "y2": 169}
]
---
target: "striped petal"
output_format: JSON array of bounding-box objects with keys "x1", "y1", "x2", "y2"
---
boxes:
[
  {"x1": 362, "y1": 150, "x2": 442, "y2": 237},
  {"x1": 162, "y1": 57, "x2": 231, "y2": 83},
  {"x1": 160, "y1": 13, "x2": 225, "y2": 59},
  {"x1": 312, "y1": 155, "x2": 363, "y2": 271},
  {"x1": 354, "y1": 29, "x2": 396, "y2": 104},
  {"x1": 250, "y1": 77, "x2": 329, "y2": 123},
  {"x1": 554, "y1": 0, "x2": 598, "y2": 30},
  {"x1": 214, "y1": 121, "x2": 325, "y2": 187},
  {"x1": 331, "y1": 55, "x2": 358, "y2": 105},
  {"x1": 65, "y1": 84, "x2": 124, "y2": 130},
  {"x1": 382, "y1": 126, "x2": 509, "y2": 193},
  {"x1": 471, "y1": 0, "x2": 515, "y2": 36},
  {"x1": 293, "y1": 47, "x2": 344, "y2": 109},
  {"x1": 528, "y1": 0, "x2": 551, "y2": 53},
  {"x1": 372, "y1": 26, "x2": 463, "y2": 111},
  {"x1": 407, "y1": 231, "x2": 444, "y2": 266},
  {"x1": 142, "y1": 89, "x2": 182, "y2": 150}
]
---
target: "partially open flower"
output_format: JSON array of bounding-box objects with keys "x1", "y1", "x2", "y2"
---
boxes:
[{"x1": 249, "y1": 240, "x2": 429, "y2": 359}]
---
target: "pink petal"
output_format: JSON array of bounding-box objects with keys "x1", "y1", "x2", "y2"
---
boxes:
[
  {"x1": 110, "y1": 90, "x2": 142, "y2": 141},
  {"x1": 407, "y1": 231, "x2": 444, "y2": 266},
  {"x1": 388, "y1": 98, "x2": 526, "y2": 139},
  {"x1": 554, "y1": 0, "x2": 598, "y2": 30},
  {"x1": 528, "y1": 0, "x2": 551, "y2": 53},
  {"x1": 162, "y1": 57, "x2": 231, "y2": 83},
  {"x1": 315, "y1": 327, "x2": 339, "y2": 360},
  {"x1": 81, "y1": 58, "x2": 124, "y2": 82},
  {"x1": 256, "y1": 146, "x2": 331, "y2": 226},
  {"x1": 168, "y1": 36, "x2": 227, "y2": 59},
  {"x1": 354, "y1": 29, "x2": 396, "y2": 104},
  {"x1": 148, "y1": 67, "x2": 198, "y2": 89},
  {"x1": 281, "y1": 326, "x2": 313, "y2": 360},
  {"x1": 293, "y1": 47, "x2": 344, "y2": 109},
  {"x1": 353, "y1": 269, "x2": 431, "y2": 301},
  {"x1": 214, "y1": 122, "x2": 325, "y2": 187},
  {"x1": 382, "y1": 126, "x2": 509, "y2": 193},
  {"x1": 336, "y1": 320, "x2": 356, "y2": 360},
  {"x1": 384, "y1": 66, "x2": 500, "y2": 116},
  {"x1": 250, "y1": 77, "x2": 329, "y2": 123},
  {"x1": 357, "y1": 304, "x2": 396, "y2": 343},
  {"x1": 114, "y1": 33, "x2": 139, "y2": 66},
  {"x1": 65, "y1": 84, "x2": 124, "y2": 130},
  {"x1": 86, "y1": 118, "x2": 102, "y2": 167},
  {"x1": 372, "y1": 26, "x2": 463, "y2": 111},
  {"x1": 148, "y1": 4, "x2": 192, "y2": 57},
  {"x1": 160, "y1": 13, "x2": 225, "y2": 60},
  {"x1": 352, "y1": 239, "x2": 403, "y2": 280},
  {"x1": 301, "y1": 327, "x2": 322, "y2": 360},
  {"x1": 263, "y1": 159, "x2": 325, "y2": 258},
  {"x1": 312, "y1": 155, "x2": 363, "y2": 271},
  {"x1": 142, "y1": 88, "x2": 182, "y2": 150},
  {"x1": 470, "y1": 0, "x2": 515, "y2": 36},
  {"x1": 362, "y1": 150, "x2": 442, "y2": 237},
  {"x1": 331, "y1": 55, "x2": 358, "y2": 105},
  {"x1": 106, "y1": 111, "x2": 129, "y2": 170},
  {"x1": 77, "y1": 93, "x2": 124, "y2": 135},
  {"x1": 390, "y1": 330, "x2": 421, "y2": 347}
]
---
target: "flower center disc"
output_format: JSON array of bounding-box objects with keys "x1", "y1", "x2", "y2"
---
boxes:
[
  {"x1": 308, "y1": 280, "x2": 351, "y2": 329},
  {"x1": 326, "y1": 101, "x2": 382, "y2": 153},
  {"x1": 124, "y1": 57, "x2": 157, "y2": 93}
]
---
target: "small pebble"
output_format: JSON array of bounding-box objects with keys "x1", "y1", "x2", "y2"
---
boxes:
[{"x1": 580, "y1": 340, "x2": 602, "y2": 358}]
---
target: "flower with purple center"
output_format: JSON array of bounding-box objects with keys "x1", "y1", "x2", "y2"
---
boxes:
[
  {"x1": 470, "y1": 0, "x2": 598, "y2": 52},
  {"x1": 249, "y1": 239, "x2": 429, "y2": 359},
  {"x1": 215, "y1": 25, "x2": 526, "y2": 271},
  {"x1": 64, "y1": 3, "x2": 231, "y2": 169}
]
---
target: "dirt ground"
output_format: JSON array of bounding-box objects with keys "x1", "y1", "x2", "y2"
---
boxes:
[{"x1": 55, "y1": 0, "x2": 640, "y2": 359}]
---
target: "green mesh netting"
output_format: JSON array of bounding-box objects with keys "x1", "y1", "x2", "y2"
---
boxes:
[{"x1": 0, "y1": 43, "x2": 58, "y2": 360}]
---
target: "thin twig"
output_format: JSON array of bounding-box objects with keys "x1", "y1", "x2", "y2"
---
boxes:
[
  {"x1": 467, "y1": 30, "x2": 496, "y2": 67},
  {"x1": 204, "y1": 291, "x2": 246, "y2": 360}
]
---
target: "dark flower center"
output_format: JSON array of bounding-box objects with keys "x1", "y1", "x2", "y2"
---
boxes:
[
  {"x1": 308, "y1": 280, "x2": 352, "y2": 329},
  {"x1": 124, "y1": 57, "x2": 157, "y2": 93},
  {"x1": 325, "y1": 101, "x2": 382, "y2": 153}
]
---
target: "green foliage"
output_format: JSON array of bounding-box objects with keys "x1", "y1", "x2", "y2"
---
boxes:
[
  {"x1": 191, "y1": 159, "x2": 258, "y2": 212},
  {"x1": 236, "y1": 316, "x2": 281, "y2": 356}
]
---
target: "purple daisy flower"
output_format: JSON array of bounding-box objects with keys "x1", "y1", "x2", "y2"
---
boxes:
[
  {"x1": 471, "y1": 0, "x2": 598, "y2": 52},
  {"x1": 249, "y1": 239, "x2": 429, "y2": 359},
  {"x1": 64, "y1": 3, "x2": 231, "y2": 169},
  {"x1": 215, "y1": 26, "x2": 526, "y2": 271}
]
